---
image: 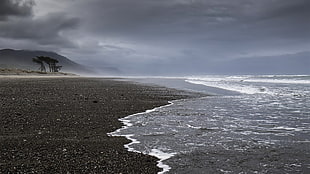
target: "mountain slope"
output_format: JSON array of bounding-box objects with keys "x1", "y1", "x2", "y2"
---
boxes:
[{"x1": 0, "y1": 49, "x2": 117, "y2": 75}]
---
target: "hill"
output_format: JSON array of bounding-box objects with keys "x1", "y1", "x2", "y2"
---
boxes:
[{"x1": 0, "y1": 49, "x2": 117, "y2": 75}]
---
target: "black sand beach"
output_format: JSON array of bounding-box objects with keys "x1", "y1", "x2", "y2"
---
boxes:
[{"x1": 0, "y1": 77, "x2": 200, "y2": 173}]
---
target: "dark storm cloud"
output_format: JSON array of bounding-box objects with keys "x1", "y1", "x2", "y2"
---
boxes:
[
  {"x1": 0, "y1": 13, "x2": 79, "y2": 46},
  {"x1": 0, "y1": 1, "x2": 80, "y2": 50},
  {"x1": 0, "y1": 0, "x2": 35, "y2": 20}
]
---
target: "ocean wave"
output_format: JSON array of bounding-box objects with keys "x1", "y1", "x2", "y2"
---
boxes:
[{"x1": 185, "y1": 75, "x2": 310, "y2": 95}]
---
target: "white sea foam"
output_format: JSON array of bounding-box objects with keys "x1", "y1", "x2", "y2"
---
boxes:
[
  {"x1": 186, "y1": 124, "x2": 201, "y2": 129},
  {"x1": 149, "y1": 149, "x2": 176, "y2": 174},
  {"x1": 123, "y1": 134, "x2": 141, "y2": 153},
  {"x1": 185, "y1": 79, "x2": 269, "y2": 95},
  {"x1": 185, "y1": 75, "x2": 310, "y2": 95},
  {"x1": 186, "y1": 75, "x2": 310, "y2": 84},
  {"x1": 272, "y1": 126, "x2": 304, "y2": 132},
  {"x1": 108, "y1": 101, "x2": 176, "y2": 174},
  {"x1": 244, "y1": 78, "x2": 310, "y2": 84}
]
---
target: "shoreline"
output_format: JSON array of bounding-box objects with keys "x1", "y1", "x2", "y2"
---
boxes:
[
  {"x1": 109, "y1": 101, "x2": 176, "y2": 174},
  {"x1": 0, "y1": 77, "x2": 202, "y2": 173}
]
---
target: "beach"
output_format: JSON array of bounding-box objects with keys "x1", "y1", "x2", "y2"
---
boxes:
[
  {"x1": 0, "y1": 77, "x2": 201, "y2": 173},
  {"x1": 1, "y1": 76, "x2": 309, "y2": 174}
]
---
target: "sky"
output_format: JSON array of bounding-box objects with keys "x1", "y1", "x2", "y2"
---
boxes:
[{"x1": 0, "y1": 0, "x2": 309, "y2": 75}]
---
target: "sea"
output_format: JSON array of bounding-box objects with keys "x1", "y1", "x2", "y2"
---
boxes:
[{"x1": 109, "y1": 75, "x2": 310, "y2": 174}]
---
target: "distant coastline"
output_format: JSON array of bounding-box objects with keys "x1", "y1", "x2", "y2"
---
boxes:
[{"x1": 0, "y1": 68, "x2": 77, "y2": 76}]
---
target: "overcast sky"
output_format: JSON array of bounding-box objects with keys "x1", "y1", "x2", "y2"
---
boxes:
[{"x1": 0, "y1": 0, "x2": 309, "y2": 74}]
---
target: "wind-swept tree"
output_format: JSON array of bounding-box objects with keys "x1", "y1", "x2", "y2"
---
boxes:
[
  {"x1": 32, "y1": 57, "x2": 46, "y2": 72},
  {"x1": 33, "y1": 56, "x2": 61, "y2": 72},
  {"x1": 55, "y1": 65, "x2": 62, "y2": 72},
  {"x1": 47, "y1": 58, "x2": 60, "y2": 72}
]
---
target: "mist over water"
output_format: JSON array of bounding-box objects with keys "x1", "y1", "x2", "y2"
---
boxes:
[{"x1": 111, "y1": 75, "x2": 310, "y2": 173}]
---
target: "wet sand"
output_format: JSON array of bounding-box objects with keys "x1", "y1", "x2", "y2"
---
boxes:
[{"x1": 0, "y1": 77, "x2": 201, "y2": 173}]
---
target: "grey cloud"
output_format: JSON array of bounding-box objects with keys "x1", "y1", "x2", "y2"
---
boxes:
[
  {"x1": 74, "y1": 0, "x2": 309, "y2": 50},
  {"x1": 260, "y1": 0, "x2": 310, "y2": 19},
  {"x1": 69, "y1": 0, "x2": 308, "y2": 74},
  {"x1": 77, "y1": 0, "x2": 241, "y2": 34},
  {"x1": 0, "y1": 0, "x2": 309, "y2": 75},
  {"x1": 0, "y1": 0, "x2": 35, "y2": 20}
]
